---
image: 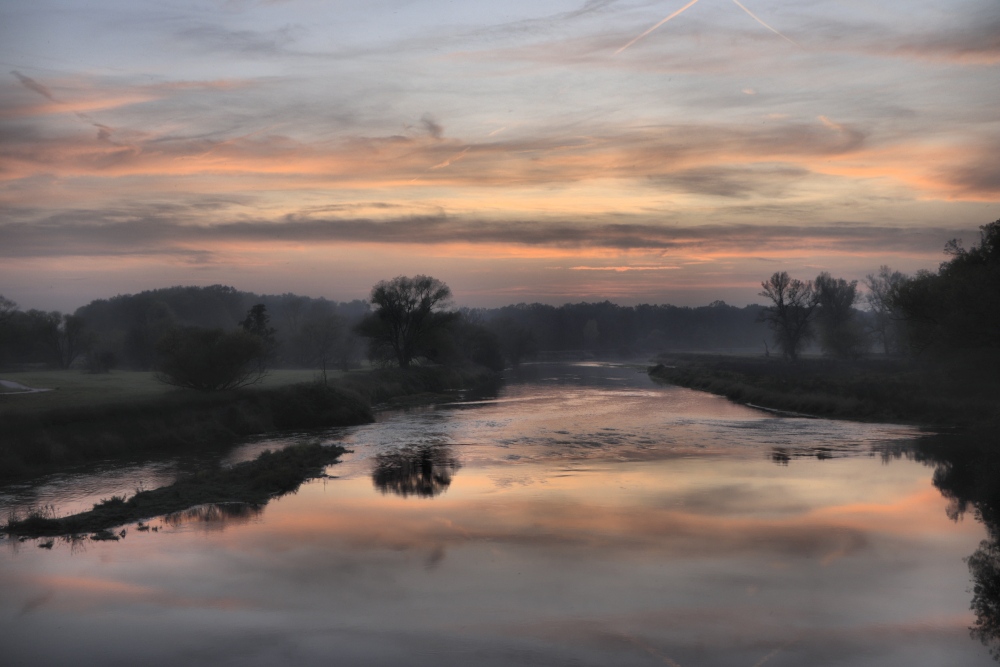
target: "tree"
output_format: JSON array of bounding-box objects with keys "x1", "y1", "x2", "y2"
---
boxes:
[
  {"x1": 26, "y1": 311, "x2": 95, "y2": 369},
  {"x1": 154, "y1": 327, "x2": 264, "y2": 391},
  {"x1": 814, "y1": 272, "x2": 868, "y2": 359},
  {"x1": 487, "y1": 316, "x2": 537, "y2": 368},
  {"x1": 239, "y1": 303, "x2": 278, "y2": 373},
  {"x1": 357, "y1": 275, "x2": 455, "y2": 368},
  {"x1": 895, "y1": 220, "x2": 1000, "y2": 356},
  {"x1": 300, "y1": 313, "x2": 345, "y2": 385},
  {"x1": 864, "y1": 266, "x2": 909, "y2": 355},
  {"x1": 758, "y1": 272, "x2": 816, "y2": 362},
  {"x1": 0, "y1": 294, "x2": 16, "y2": 324}
]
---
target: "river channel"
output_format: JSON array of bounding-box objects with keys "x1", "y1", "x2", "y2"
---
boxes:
[{"x1": 1, "y1": 362, "x2": 996, "y2": 666}]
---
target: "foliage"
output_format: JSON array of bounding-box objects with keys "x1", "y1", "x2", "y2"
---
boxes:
[
  {"x1": 357, "y1": 275, "x2": 456, "y2": 368},
  {"x1": 895, "y1": 220, "x2": 1000, "y2": 357},
  {"x1": 73, "y1": 285, "x2": 369, "y2": 370},
  {"x1": 240, "y1": 303, "x2": 279, "y2": 372},
  {"x1": 155, "y1": 327, "x2": 265, "y2": 391},
  {"x1": 757, "y1": 272, "x2": 816, "y2": 361},
  {"x1": 0, "y1": 377, "x2": 372, "y2": 481},
  {"x1": 0, "y1": 306, "x2": 95, "y2": 369},
  {"x1": 814, "y1": 272, "x2": 868, "y2": 359},
  {"x1": 863, "y1": 266, "x2": 909, "y2": 355},
  {"x1": 486, "y1": 316, "x2": 537, "y2": 367}
]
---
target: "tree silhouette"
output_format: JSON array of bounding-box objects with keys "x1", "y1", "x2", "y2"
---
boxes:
[
  {"x1": 154, "y1": 327, "x2": 264, "y2": 391},
  {"x1": 814, "y1": 272, "x2": 867, "y2": 359},
  {"x1": 357, "y1": 275, "x2": 455, "y2": 368},
  {"x1": 758, "y1": 272, "x2": 816, "y2": 361},
  {"x1": 240, "y1": 303, "x2": 278, "y2": 373}
]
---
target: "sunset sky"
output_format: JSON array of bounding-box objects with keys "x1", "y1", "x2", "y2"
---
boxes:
[{"x1": 2, "y1": 0, "x2": 998, "y2": 312}]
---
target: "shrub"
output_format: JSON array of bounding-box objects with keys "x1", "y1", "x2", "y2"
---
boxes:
[{"x1": 155, "y1": 327, "x2": 265, "y2": 391}]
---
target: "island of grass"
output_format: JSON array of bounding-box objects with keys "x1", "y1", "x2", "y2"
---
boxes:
[
  {"x1": 5, "y1": 443, "x2": 347, "y2": 538},
  {"x1": 648, "y1": 353, "x2": 1000, "y2": 430}
]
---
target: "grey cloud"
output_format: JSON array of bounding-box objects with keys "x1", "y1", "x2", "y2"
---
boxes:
[
  {"x1": 10, "y1": 71, "x2": 56, "y2": 101},
  {"x1": 890, "y1": 12, "x2": 1000, "y2": 64},
  {"x1": 0, "y1": 208, "x2": 970, "y2": 259},
  {"x1": 650, "y1": 166, "x2": 810, "y2": 198},
  {"x1": 420, "y1": 113, "x2": 444, "y2": 139},
  {"x1": 175, "y1": 22, "x2": 305, "y2": 56},
  {"x1": 942, "y1": 142, "x2": 1000, "y2": 197}
]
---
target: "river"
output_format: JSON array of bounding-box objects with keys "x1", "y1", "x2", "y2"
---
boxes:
[{"x1": 1, "y1": 362, "x2": 996, "y2": 666}]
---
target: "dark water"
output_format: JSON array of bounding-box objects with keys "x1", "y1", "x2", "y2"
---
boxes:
[{"x1": 2, "y1": 362, "x2": 997, "y2": 666}]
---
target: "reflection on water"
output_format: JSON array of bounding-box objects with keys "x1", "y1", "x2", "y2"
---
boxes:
[
  {"x1": 899, "y1": 432, "x2": 1000, "y2": 660},
  {"x1": 1, "y1": 362, "x2": 998, "y2": 666},
  {"x1": 372, "y1": 445, "x2": 461, "y2": 498},
  {"x1": 162, "y1": 503, "x2": 264, "y2": 530}
]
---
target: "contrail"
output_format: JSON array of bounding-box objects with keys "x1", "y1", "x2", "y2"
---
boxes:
[
  {"x1": 731, "y1": 0, "x2": 800, "y2": 47},
  {"x1": 615, "y1": 0, "x2": 703, "y2": 54}
]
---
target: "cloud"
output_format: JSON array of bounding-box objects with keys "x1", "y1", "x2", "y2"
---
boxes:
[
  {"x1": 889, "y1": 13, "x2": 1000, "y2": 64},
  {"x1": 0, "y1": 209, "x2": 969, "y2": 260},
  {"x1": 0, "y1": 115, "x2": 869, "y2": 187},
  {"x1": 174, "y1": 22, "x2": 305, "y2": 56},
  {"x1": 943, "y1": 143, "x2": 1000, "y2": 197},
  {"x1": 11, "y1": 71, "x2": 56, "y2": 101},
  {"x1": 420, "y1": 113, "x2": 444, "y2": 139}
]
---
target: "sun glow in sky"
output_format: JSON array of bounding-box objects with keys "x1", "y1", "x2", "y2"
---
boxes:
[{"x1": 1, "y1": 0, "x2": 998, "y2": 310}]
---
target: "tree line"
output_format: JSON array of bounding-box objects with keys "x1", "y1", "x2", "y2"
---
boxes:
[
  {"x1": 1, "y1": 219, "x2": 996, "y2": 383},
  {"x1": 757, "y1": 219, "x2": 999, "y2": 363}
]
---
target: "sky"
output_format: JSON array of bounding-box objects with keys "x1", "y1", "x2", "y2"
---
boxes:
[{"x1": 1, "y1": 0, "x2": 998, "y2": 312}]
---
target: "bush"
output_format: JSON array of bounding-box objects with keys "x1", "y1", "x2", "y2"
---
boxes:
[{"x1": 155, "y1": 327, "x2": 265, "y2": 391}]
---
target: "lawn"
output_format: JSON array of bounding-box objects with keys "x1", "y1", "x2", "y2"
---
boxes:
[{"x1": 0, "y1": 368, "x2": 342, "y2": 416}]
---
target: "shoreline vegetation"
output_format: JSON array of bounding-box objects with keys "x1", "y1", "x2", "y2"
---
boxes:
[
  {"x1": 5, "y1": 443, "x2": 347, "y2": 538},
  {"x1": 648, "y1": 353, "x2": 1000, "y2": 430},
  {"x1": 1, "y1": 364, "x2": 499, "y2": 539},
  {"x1": 0, "y1": 364, "x2": 500, "y2": 482}
]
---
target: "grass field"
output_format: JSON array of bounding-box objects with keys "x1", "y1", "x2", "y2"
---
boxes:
[{"x1": 0, "y1": 369, "x2": 343, "y2": 416}]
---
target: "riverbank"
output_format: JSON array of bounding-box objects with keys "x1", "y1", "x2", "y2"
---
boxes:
[
  {"x1": 648, "y1": 353, "x2": 1000, "y2": 429},
  {"x1": 0, "y1": 364, "x2": 500, "y2": 482}
]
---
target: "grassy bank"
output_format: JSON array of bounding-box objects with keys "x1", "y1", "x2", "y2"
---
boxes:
[
  {"x1": 4, "y1": 443, "x2": 347, "y2": 538},
  {"x1": 0, "y1": 364, "x2": 500, "y2": 482},
  {"x1": 648, "y1": 353, "x2": 1000, "y2": 429}
]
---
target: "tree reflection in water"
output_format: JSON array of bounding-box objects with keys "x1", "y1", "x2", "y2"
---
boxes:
[
  {"x1": 372, "y1": 445, "x2": 461, "y2": 498},
  {"x1": 887, "y1": 433, "x2": 1000, "y2": 661},
  {"x1": 773, "y1": 432, "x2": 1000, "y2": 660},
  {"x1": 163, "y1": 502, "x2": 264, "y2": 529}
]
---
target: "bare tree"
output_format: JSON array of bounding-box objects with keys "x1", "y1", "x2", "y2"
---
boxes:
[
  {"x1": 758, "y1": 272, "x2": 816, "y2": 362},
  {"x1": 301, "y1": 313, "x2": 344, "y2": 385},
  {"x1": 814, "y1": 272, "x2": 868, "y2": 359},
  {"x1": 864, "y1": 266, "x2": 908, "y2": 355},
  {"x1": 0, "y1": 294, "x2": 17, "y2": 324},
  {"x1": 155, "y1": 327, "x2": 264, "y2": 391},
  {"x1": 357, "y1": 275, "x2": 454, "y2": 368}
]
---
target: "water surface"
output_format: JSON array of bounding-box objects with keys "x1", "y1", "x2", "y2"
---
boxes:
[{"x1": 2, "y1": 362, "x2": 994, "y2": 666}]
